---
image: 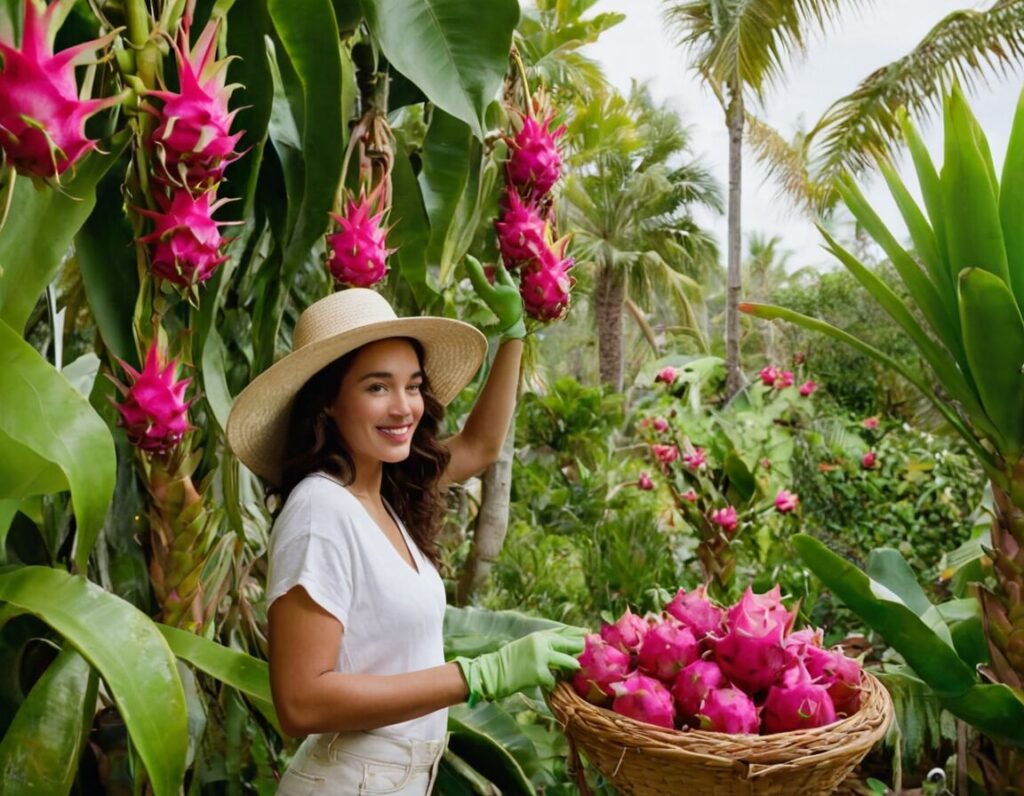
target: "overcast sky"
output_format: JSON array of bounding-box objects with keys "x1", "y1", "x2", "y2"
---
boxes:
[{"x1": 583, "y1": 0, "x2": 1020, "y2": 271}]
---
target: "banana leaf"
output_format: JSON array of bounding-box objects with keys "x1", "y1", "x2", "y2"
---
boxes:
[{"x1": 443, "y1": 606, "x2": 568, "y2": 659}]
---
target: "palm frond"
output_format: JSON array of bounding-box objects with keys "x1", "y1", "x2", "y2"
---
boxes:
[
  {"x1": 808, "y1": 0, "x2": 1024, "y2": 182},
  {"x1": 745, "y1": 114, "x2": 838, "y2": 216}
]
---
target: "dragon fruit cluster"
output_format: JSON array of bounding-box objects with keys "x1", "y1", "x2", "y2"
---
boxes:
[
  {"x1": 491, "y1": 96, "x2": 575, "y2": 322},
  {"x1": 572, "y1": 584, "x2": 864, "y2": 735},
  {"x1": 0, "y1": 0, "x2": 127, "y2": 179},
  {"x1": 138, "y1": 19, "x2": 243, "y2": 290}
]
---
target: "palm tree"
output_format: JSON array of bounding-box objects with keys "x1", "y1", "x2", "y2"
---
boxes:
[
  {"x1": 561, "y1": 84, "x2": 722, "y2": 389},
  {"x1": 661, "y1": 0, "x2": 857, "y2": 396}
]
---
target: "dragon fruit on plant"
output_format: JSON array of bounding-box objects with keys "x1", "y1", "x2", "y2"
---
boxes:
[
  {"x1": 762, "y1": 661, "x2": 838, "y2": 733},
  {"x1": 600, "y1": 607, "x2": 649, "y2": 654},
  {"x1": 697, "y1": 686, "x2": 759, "y2": 734},
  {"x1": 326, "y1": 188, "x2": 394, "y2": 288},
  {"x1": 494, "y1": 188, "x2": 547, "y2": 267},
  {"x1": 0, "y1": 0, "x2": 126, "y2": 178},
  {"x1": 137, "y1": 187, "x2": 235, "y2": 286},
  {"x1": 610, "y1": 672, "x2": 676, "y2": 729},
  {"x1": 672, "y1": 658, "x2": 727, "y2": 718},
  {"x1": 665, "y1": 584, "x2": 724, "y2": 641},
  {"x1": 572, "y1": 633, "x2": 633, "y2": 703},
  {"x1": 110, "y1": 343, "x2": 193, "y2": 453},
  {"x1": 506, "y1": 112, "x2": 566, "y2": 199},
  {"x1": 519, "y1": 238, "x2": 574, "y2": 321},
  {"x1": 638, "y1": 619, "x2": 699, "y2": 682},
  {"x1": 147, "y1": 19, "x2": 244, "y2": 191}
]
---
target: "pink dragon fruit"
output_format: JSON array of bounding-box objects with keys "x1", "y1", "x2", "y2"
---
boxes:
[
  {"x1": 506, "y1": 112, "x2": 566, "y2": 199},
  {"x1": 326, "y1": 189, "x2": 394, "y2": 287},
  {"x1": 697, "y1": 686, "x2": 759, "y2": 734},
  {"x1": 774, "y1": 370, "x2": 794, "y2": 389},
  {"x1": 665, "y1": 584, "x2": 724, "y2": 640},
  {"x1": 494, "y1": 188, "x2": 547, "y2": 266},
  {"x1": 758, "y1": 366, "x2": 778, "y2": 387},
  {"x1": 774, "y1": 489, "x2": 799, "y2": 513},
  {"x1": 147, "y1": 19, "x2": 244, "y2": 190},
  {"x1": 762, "y1": 662, "x2": 838, "y2": 733},
  {"x1": 655, "y1": 366, "x2": 679, "y2": 385},
  {"x1": 0, "y1": 0, "x2": 126, "y2": 178},
  {"x1": 682, "y1": 447, "x2": 707, "y2": 470},
  {"x1": 713, "y1": 588, "x2": 795, "y2": 695},
  {"x1": 862, "y1": 451, "x2": 878, "y2": 469},
  {"x1": 709, "y1": 506, "x2": 738, "y2": 534},
  {"x1": 610, "y1": 672, "x2": 676, "y2": 729},
  {"x1": 800, "y1": 645, "x2": 863, "y2": 716},
  {"x1": 638, "y1": 619, "x2": 699, "y2": 682},
  {"x1": 672, "y1": 658, "x2": 726, "y2": 718},
  {"x1": 651, "y1": 444, "x2": 678, "y2": 465},
  {"x1": 110, "y1": 343, "x2": 193, "y2": 453},
  {"x1": 519, "y1": 238, "x2": 574, "y2": 321},
  {"x1": 137, "y1": 188, "x2": 235, "y2": 286},
  {"x1": 652, "y1": 416, "x2": 669, "y2": 432},
  {"x1": 637, "y1": 472, "x2": 654, "y2": 491},
  {"x1": 600, "y1": 607, "x2": 648, "y2": 654},
  {"x1": 799, "y1": 380, "x2": 818, "y2": 397},
  {"x1": 572, "y1": 633, "x2": 633, "y2": 703}
]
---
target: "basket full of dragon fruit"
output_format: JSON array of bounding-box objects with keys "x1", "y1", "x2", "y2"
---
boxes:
[{"x1": 547, "y1": 584, "x2": 893, "y2": 796}]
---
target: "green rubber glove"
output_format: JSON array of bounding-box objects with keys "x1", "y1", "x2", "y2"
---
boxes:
[
  {"x1": 454, "y1": 627, "x2": 586, "y2": 707},
  {"x1": 465, "y1": 255, "x2": 527, "y2": 342}
]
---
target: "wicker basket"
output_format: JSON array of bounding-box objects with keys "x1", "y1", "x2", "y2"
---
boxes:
[{"x1": 547, "y1": 672, "x2": 893, "y2": 796}]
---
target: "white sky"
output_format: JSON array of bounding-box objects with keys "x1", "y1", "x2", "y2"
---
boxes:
[{"x1": 584, "y1": 0, "x2": 1020, "y2": 270}]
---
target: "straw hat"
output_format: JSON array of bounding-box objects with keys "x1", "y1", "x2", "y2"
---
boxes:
[{"x1": 226, "y1": 288, "x2": 487, "y2": 484}]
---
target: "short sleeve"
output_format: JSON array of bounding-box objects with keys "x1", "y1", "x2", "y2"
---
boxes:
[{"x1": 266, "y1": 482, "x2": 355, "y2": 626}]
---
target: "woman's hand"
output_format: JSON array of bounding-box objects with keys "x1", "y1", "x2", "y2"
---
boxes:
[
  {"x1": 465, "y1": 255, "x2": 526, "y2": 342},
  {"x1": 453, "y1": 627, "x2": 586, "y2": 706}
]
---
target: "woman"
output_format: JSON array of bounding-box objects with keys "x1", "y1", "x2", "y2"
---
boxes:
[{"x1": 226, "y1": 259, "x2": 584, "y2": 795}]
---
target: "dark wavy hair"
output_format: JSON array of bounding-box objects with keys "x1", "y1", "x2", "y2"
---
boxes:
[{"x1": 275, "y1": 337, "x2": 450, "y2": 567}]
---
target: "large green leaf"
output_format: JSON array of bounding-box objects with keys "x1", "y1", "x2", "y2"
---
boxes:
[
  {"x1": 0, "y1": 132, "x2": 130, "y2": 334},
  {"x1": 866, "y1": 548, "x2": 952, "y2": 646},
  {"x1": 898, "y1": 109, "x2": 951, "y2": 288},
  {"x1": 389, "y1": 133, "x2": 439, "y2": 312},
  {"x1": 0, "y1": 646, "x2": 97, "y2": 794},
  {"x1": 1000, "y1": 84, "x2": 1024, "y2": 311},
  {"x1": 0, "y1": 567, "x2": 188, "y2": 794},
  {"x1": 447, "y1": 702, "x2": 535, "y2": 795},
  {"x1": 420, "y1": 108, "x2": 473, "y2": 268},
  {"x1": 0, "y1": 320, "x2": 115, "y2": 573},
  {"x1": 958, "y1": 268, "x2": 1024, "y2": 454},
  {"x1": 942, "y1": 85, "x2": 1010, "y2": 288},
  {"x1": 359, "y1": 0, "x2": 519, "y2": 138},
  {"x1": 443, "y1": 606, "x2": 567, "y2": 659}
]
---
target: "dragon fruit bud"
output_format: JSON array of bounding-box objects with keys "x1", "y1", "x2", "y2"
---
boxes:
[
  {"x1": 572, "y1": 633, "x2": 633, "y2": 703},
  {"x1": 610, "y1": 672, "x2": 676, "y2": 729},
  {"x1": 762, "y1": 664, "x2": 838, "y2": 733},
  {"x1": 672, "y1": 658, "x2": 726, "y2": 718},
  {"x1": 651, "y1": 444, "x2": 678, "y2": 465},
  {"x1": 0, "y1": 0, "x2": 126, "y2": 178},
  {"x1": 697, "y1": 686, "x2": 759, "y2": 734},
  {"x1": 655, "y1": 366, "x2": 678, "y2": 385},
  {"x1": 710, "y1": 506, "x2": 738, "y2": 534},
  {"x1": 774, "y1": 489, "x2": 799, "y2": 513},
  {"x1": 682, "y1": 447, "x2": 707, "y2": 470},
  {"x1": 665, "y1": 585, "x2": 724, "y2": 640},
  {"x1": 137, "y1": 188, "x2": 235, "y2": 287},
  {"x1": 148, "y1": 19, "x2": 244, "y2": 190},
  {"x1": 652, "y1": 416, "x2": 669, "y2": 432},
  {"x1": 110, "y1": 343, "x2": 193, "y2": 453},
  {"x1": 600, "y1": 607, "x2": 648, "y2": 654},
  {"x1": 495, "y1": 188, "x2": 547, "y2": 267},
  {"x1": 520, "y1": 238, "x2": 574, "y2": 321},
  {"x1": 714, "y1": 594, "x2": 794, "y2": 695},
  {"x1": 759, "y1": 366, "x2": 778, "y2": 387},
  {"x1": 326, "y1": 189, "x2": 394, "y2": 287},
  {"x1": 637, "y1": 472, "x2": 654, "y2": 490},
  {"x1": 638, "y1": 620, "x2": 699, "y2": 682},
  {"x1": 506, "y1": 112, "x2": 566, "y2": 199}
]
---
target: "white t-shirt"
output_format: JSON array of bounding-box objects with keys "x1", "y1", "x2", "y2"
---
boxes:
[{"x1": 266, "y1": 472, "x2": 449, "y2": 741}]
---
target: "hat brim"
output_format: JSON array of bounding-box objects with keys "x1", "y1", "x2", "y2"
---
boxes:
[{"x1": 226, "y1": 316, "x2": 487, "y2": 484}]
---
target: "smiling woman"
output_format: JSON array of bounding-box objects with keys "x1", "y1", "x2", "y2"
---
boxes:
[{"x1": 225, "y1": 271, "x2": 585, "y2": 795}]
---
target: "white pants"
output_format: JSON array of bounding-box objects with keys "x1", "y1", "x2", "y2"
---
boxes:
[{"x1": 276, "y1": 730, "x2": 446, "y2": 795}]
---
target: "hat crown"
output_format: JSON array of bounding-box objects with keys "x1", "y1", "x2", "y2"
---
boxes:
[{"x1": 293, "y1": 289, "x2": 398, "y2": 351}]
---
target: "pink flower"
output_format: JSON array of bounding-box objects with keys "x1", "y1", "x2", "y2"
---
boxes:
[
  {"x1": 775, "y1": 370, "x2": 794, "y2": 389},
  {"x1": 862, "y1": 416, "x2": 879, "y2": 430},
  {"x1": 774, "y1": 489, "x2": 799, "y2": 513},
  {"x1": 759, "y1": 366, "x2": 778, "y2": 387},
  {"x1": 681, "y1": 489, "x2": 698, "y2": 502},
  {"x1": 651, "y1": 444, "x2": 678, "y2": 465},
  {"x1": 710, "y1": 506, "x2": 738, "y2": 534},
  {"x1": 798, "y1": 380, "x2": 817, "y2": 397},
  {"x1": 862, "y1": 451, "x2": 877, "y2": 470},
  {"x1": 655, "y1": 366, "x2": 679, "y2": 385},
  {"x1": 637, "y1": 472, "x2": 654, "y2": 491},
  {"x1": 682, "y1": 448, "x2": 706, "y2": 470},
  {"x1": 652, "y1": 416, "x2": 669, "y2": 432}
]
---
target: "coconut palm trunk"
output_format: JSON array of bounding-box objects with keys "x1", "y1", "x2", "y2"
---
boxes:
[
  {"x1": 594, "y1": 259, "x2": 626, "y2": 391},
  {"x1": 724, "y1": 88, "x2": 744, "y2": 396}
]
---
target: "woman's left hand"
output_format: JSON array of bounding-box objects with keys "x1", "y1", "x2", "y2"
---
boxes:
[{"x1": 465, "y1": 255, "x2": 526, "y2": 342}]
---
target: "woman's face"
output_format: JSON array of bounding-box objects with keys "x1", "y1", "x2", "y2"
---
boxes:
[{"x1": 328, "y1": 338, "x2": 425, "y2": 469}]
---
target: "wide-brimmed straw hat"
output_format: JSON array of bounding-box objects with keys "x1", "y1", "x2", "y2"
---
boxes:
[{"x1": 226, "y1": 288, "x2": 487, "y2": 484}]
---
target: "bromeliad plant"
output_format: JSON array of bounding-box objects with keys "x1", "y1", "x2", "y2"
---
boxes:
[{"x1": 743, "y1": 84, "x2": 1024, "y2": 790}]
